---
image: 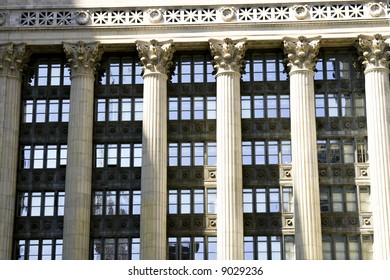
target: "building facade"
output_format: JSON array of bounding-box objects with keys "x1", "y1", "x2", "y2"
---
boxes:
[{"x1": 0, "y1": 0, "x2": 389, "y2": 260}]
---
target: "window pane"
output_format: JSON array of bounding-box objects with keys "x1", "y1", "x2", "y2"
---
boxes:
[{"x1": 207, "y1": 189, "x2": 217, "y2": 214}]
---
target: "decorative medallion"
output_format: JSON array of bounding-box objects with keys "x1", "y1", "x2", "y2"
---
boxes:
[
  {"x1": 75, "y1": 10, "x2": 90, "y2": 25},
  {"x1": 293, "y1": 5, "x2": 310, "y2": 20},
  {"x1": 220, "y1": 7, "x2": 236, "y2": 22},
  {"x1": 368, "y1": 2, "x2": 384, "y2": 17},
  {"x1": 148, "y1": 9, "x2": 163, "y2": 23}
]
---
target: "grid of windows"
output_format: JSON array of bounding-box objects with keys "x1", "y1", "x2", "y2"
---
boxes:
[
  {"x1": 315, "y1": 93, "x2": 365, "y2": 117},
  {"x1": 99, "y1": 56, "x2": 143, "y2": 85},
  {"x1": 20, "y1": 144, "x2": 67, "y2": 169},
  {"x1": 317, "y1": 139, "x2": 367, "y2": 164},
  {"x1": 242, "y1": 140, "x2": 291, "y2": 165},
  {"x1": 23, "y1": 99, "x2": 70, "y2": 123},
  {"x1": 168, "y1": 142, "x2": 216, "y2": 166},
  {"x1": 320, "y1": 186, "x2": 370, "y2": 212},
  {"x1": 96, "y1": 98, "x2": 143, "y2": 121},
  {"x1": 241, "y1": 94, "x2": 290, "y2": 119},
  {"x1": 168, "y1": 96, "x2": 216, "y2": 120},
  {"x1": 243, "y1": 235, "x2": 295, "y2": 260},
  {"x1": 167, "y1": 189, "x2": 218, "y2": 215},
  {"x1": 168, "y1": 236, "x2": 217, "y2": 260},
  {"x1": 243, "y1": 51, "x2": 287, "y2": 82},
  {"x1": 243, "y1": 187, "x2": 293, "y2": 213},
  {"x1": 93, "y1": 190, "x2": 141, "y2": 215},
  {"x1": 92, "y1": 237, "x2": 140, "y2": 260},
  {"x1": 15, "y1": 239, "x2": 63, "y2": 260},
  {"x1": 95, "y1": 143, "x2": 142, "y2": 168},
  {"x1": 171, "y1": 54, "x2": 214, "y2": 84},
  {"x1": 322, "y1": 235, "x2": 372, "y2": 260},
  {"x1": 17, "y1": 191, "x2": 65, "y2": 217},
  {"x1": 27, "y1": 58, "x2": 70, "y2": 87}
]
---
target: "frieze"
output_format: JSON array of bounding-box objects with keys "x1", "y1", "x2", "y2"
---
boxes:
[{"x1": 1, "y1": 3, "x2": 385, "y2": 28}]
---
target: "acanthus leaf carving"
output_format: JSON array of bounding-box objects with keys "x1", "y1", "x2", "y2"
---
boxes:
[
  {"x1": 357, "y1": 34, "x2": 390, "y2": 71},
  {"x1": 209, "y1": 37, "x2": 247, "y2": 75},
  {"x1": 0, "y1": 42, "x2": 29, "y2": 77},
  {"x1": 63, "y1": 41, "x2": 102, "y2": 76},
  {"x1": 283, "y1": 36, "x2": 321, "y2": 73},
  {"x1": 136, "y1": 39, "x2": 175, "y2": 76}
]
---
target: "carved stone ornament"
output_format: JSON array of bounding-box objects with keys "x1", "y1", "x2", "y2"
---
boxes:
[
  {"x1": 209, "y1": 37, "x2": 247, "y2": 75},
  {"x1": 368, "y1": 2, "x2": 385, "y2": 17},
  {"x1": 136, "y1": 39, "x2": 175, "y2": 76},
  {"x1": 283, "y1": 36, "x2": 321, "y2": 72},
  {"x1": 63, "y1": 41, "x2": 102, "y2": 76},
  {"x1": 0, "y1": 13, "x2": 6, "y2": 26},
  {"x1": 148, "y1": 9, "x2": 163, "y2": 23},
  {"x1": 220, "y1": 7, "x2": 236, "y2": 22},
  {"x1": 293, "y1": 5, "x2": 310, "y2": 20},
  {"x1": 357, "y1": 34, "x2": 390, "y2": 70},
  {"x1": 75, "y1": 10, "x2": 90, "y2": 25},
  {"x1": 0, "y1": 43, "x2": 29, "y2": 76}
]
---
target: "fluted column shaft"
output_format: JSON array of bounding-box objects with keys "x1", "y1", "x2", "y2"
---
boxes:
[
  {"x1": 137, "y1": 40, "x2": 175, "y2": 260},
  {"x1": 358, "y1": 34, "x2": 390, "y2": 259},
  {"x1": 62, "y1": 41, "x2": 102, "y2": 260},
  {"x1": 284, "y1": 36, "x2": 323, "y2": 260},
  {"x1": 0, "y1": 43, "x2": 28, "y2": 259},
  {"x1": 210, "y1": 38, "x2": 247, "y2": 260}
]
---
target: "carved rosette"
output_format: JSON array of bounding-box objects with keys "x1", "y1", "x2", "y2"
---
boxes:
[
  {"x1": 136, "y1": 39, "x2": 175, "y2": 76},
  {"x1": 283, "y1": 36, "x2": 321, "y2": 73},
  {"x1": 209, "y1": 38, "x2": 247, "y2": 75},
  {"x1": 63, "y1": 41, "x2": 102, "y2": 76},
  {"x1": 357, "y1": 34, "x2": 390, "y2": 71},
  {"x1": 0, "y1": 42, "x2": 29, "y2": 77}
]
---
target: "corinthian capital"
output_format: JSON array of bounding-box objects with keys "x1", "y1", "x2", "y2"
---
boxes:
[
  {"x1": 0, "y1": 43, "x2": 29, "y2": 77},
  {"x1": 283, "y1": 36, "x2": 321, "y2": 72},
  {"x1": 63, "y1": 41, "x2": 102, "y2": 76},
  {"x1": 209, "y1": 38, "x2": 247, "y2": 75},
  {"x1": 136, "y1": 39, "x2": 175, "y2": 76},
  {"x1": 357, "y1": 34, "x2": 390, "y2": 70}
]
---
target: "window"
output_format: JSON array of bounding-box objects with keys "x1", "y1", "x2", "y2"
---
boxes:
[
  {"x1": 243, "y1": 187, "x2": 292, "y2": 213},
  {"x1": 322, "y1": 235, "x2": 363, "y2": 260},
  {"x1": 92, "y1": 190, "x2": 140, "y2": 216},
  {"x1": 317, "y1": 139, "x2": 362, "y2": 164},
  {"x1": 168, "y1": 96, "x2": 216, "y2": 120},
  {"x1": 244, "y1": 235, "x2": 294, "y2": 260},
  {"x1": 168, "y1": 142, "x2": 216, "y2": 166},
  {"x1": 28, "y1": 57, "x2": 70, "y2": 87},
  {"x1": 171, "y1": 53, "x2": 213, "y2": 84},
  {"x1": 20, "y1": 145, "x2": 67, "y2": 169},
  {"x1": 168, "y1": 236, "x2": 212, "y2": 260},
  {"x1": 315, "y1": 93, "x2": 365, "y2": 117},
  {"x1": 15, "y1": 239, "x2": 63, "y2": 260},
  {"x1": 94, "y1": 143, "x2": 142, "y2": 168},
  {"x1": 96, "y1": 98, "x2": 143, "y2": 121},
  {"x1": 242, "y1": 140, "x2": 291, "y2": 165},
  {"x1": 243, "y1": 51, "x2": 287, "y2": 82},
  {"x1": 99, "y1": 56, "x2": 142, "y2": 85},
  {"x1": 17, "y1": 191, "x2": 65, "y2": 217},
  {"x1": 22, "y1": 99, "x2": 70, "y2": 123},
  {"x1": 168, "y1": 189, "x2": 205, "y2": 214},
  {"x1": 241, "y1": 94, "x2": 290, "y2": 119},
  {"x1": 320, "y1": 186, "x2": 358, "y2": 212},
  {"x1": 207, "y1": 189, "x2": 217, "y2": 214},
  {"x1": 92, "y1": 237, "x2": 140, "y2": 260}
]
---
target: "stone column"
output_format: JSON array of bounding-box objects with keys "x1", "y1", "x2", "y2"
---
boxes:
[
  {"x1": 0, "y1": 43, "x2": 28, "y2": 260},
  {"x1": 136, "y1": 39, "x2": 175, "y2": 260},
  {"x1": 209, "y1": 38, "x2": 247, "y2": 260},
  {"x1": 357, "y1": 34, "x2": 390, "y2": 259},
  {"x1": 62, "y1": 41, "x2": 102, "y2": 260},
  {"x1": 283, "y1": 36, "x2": 323, "y2": 260}
]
